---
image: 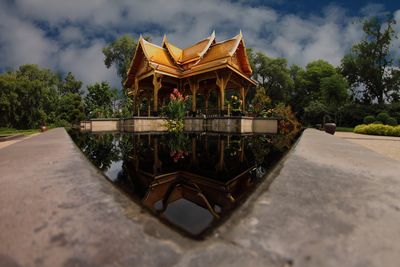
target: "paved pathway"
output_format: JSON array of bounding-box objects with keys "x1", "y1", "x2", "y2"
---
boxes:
[
  {"x1": 1, "y1": 128, "x2": 400, "y2": 267},
  {"x1": 335, "y1": 131, "x2": 400, "y2": 161},
  {"x1": 0, "y1": 133, "x2": 40, "y2": 150}
]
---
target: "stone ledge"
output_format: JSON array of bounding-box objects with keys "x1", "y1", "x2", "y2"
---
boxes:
[{"x1": 1, "y1": 128, "x2": 400, "y2": 266}]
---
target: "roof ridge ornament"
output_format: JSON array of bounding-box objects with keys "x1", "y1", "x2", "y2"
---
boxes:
[
  {"x1": 162, "y1": 34, "x2": 168, "y2": 47},
  {"x1": 227, "y1": 32, "x2": 243, "y2": 56}
]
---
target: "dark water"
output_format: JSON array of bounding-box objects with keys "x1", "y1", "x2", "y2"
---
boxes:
[{"x1": 69, "y1": 130, "x2": 297, "y2": 239}]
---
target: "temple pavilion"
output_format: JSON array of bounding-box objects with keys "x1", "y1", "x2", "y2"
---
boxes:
[{"x1": 124, "y1": 31, "x2": 257, "y2": 116}]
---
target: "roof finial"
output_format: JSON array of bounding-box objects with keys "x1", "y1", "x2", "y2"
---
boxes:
[
  {"x1": 162, "y1": 34, "x2": 168, "y2": 46},
  {"x1": 239, "y1": 30, "x2": 243, "y2": 37}
]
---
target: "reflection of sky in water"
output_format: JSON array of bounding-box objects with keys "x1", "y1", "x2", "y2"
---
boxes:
[
  {"x1": 163, "y1": 199, "x2": 214, "y2": 235},
  {"x1": 105, "y1": 160, "x2": 123, "y2": 182}
]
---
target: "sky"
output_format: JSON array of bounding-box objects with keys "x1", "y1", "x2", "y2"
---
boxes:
[{"x1": 0, "y1": 0, "x2": 399, "y2": 89}]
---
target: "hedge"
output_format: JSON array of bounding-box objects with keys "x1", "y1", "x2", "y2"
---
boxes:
[
  {"x1": 354, "y1": 124, "x2": 400, "y2": 137},
  {"x1": 339, "y1": 103, "x2": 400, "y2": 127}
]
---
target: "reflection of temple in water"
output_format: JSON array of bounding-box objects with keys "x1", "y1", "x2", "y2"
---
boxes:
[{"x1": 119, "y1": 133, "x2": 265, "y2": 237}]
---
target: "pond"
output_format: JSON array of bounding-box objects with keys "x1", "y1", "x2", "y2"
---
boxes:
[{"x1": 69, "y1": 130, "x2": 298, "y2": 239}]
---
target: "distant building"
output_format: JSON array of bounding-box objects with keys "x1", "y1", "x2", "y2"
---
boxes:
[{"x1": 124, "y1": 31, "x2": 257, "y2": 116}]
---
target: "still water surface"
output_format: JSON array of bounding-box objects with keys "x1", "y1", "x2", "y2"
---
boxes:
[{"x1": 69, "y1": 130, "x2": 297, "y2": 239}]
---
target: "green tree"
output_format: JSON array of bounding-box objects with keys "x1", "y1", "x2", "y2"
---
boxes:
[
  {"x1": 341, "y1": 17, "x2": 400, "y2": 104},
  {"x1": 320, "y1": 74, "x2": 348, "y2": 109},
  {"x1": 0, "y1": 65, "x2": 60, "y2": 128},
  {"x1": 114, "y1": 90, "x2": 133, "y2": 118},
  {"x1": 301, "y1": 60, "x2": 336, "y2": 101},
  {"x1": 58, "y1": 93, "x2": 85, "y2": 125},
  {"x1": 84, "y1": 82, "x2": 114, "y2": 118},
  {"x1": 60, "y1": 72, "x2": 83, "y2": 95},
  {"x1": 320, "y1": 74, "x2": 349, "y2": 123},
  {"x1": 252, "y1": 52, "x2": 293, "y2": 104},
  {"x1": 290, "y1": 60, "x2": 348, "y2": 125},
  {"x1": 288, "y1": 64, "x2": 307, "y2": 113},
  {"x1": 103, "y1": 35, "x2": 137, "y2": 85},
  {"x1": 303, "y1": 100, "x2": 330, "y2": 125}
]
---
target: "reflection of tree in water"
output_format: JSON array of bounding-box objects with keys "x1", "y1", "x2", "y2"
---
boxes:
[
  {"x1": 249, "y1": 133, "x2": 299, "y2": 167},
  {"x1": 249, "y1": 135, "x2": 272, "y2": 165},
  {"x1": 118, "y1": 134, "x2": 134, "y2": 162},
  {"x1": 79, "y1": 132, "x2": 120, "y2": 171}
]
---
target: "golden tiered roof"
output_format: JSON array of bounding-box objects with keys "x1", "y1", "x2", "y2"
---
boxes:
[{"x1": 125, "y1": 31, "x2": 255, "y2": 87}]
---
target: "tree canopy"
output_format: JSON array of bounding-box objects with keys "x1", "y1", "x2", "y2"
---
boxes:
[
  {"x1": 341, "y1": 16, "x2": 400, "y2": 104},
  {"x1": 103, "y1": 35, "x2": 137, "y2": 86},
  {"x1": 0, "y1": 65, "x2": 86, "y2": 129},
  {"x1": 250, "y1": 51, "x2": 293, "y2": 104},
  {"x1": 84, "y1": 81, "x2": 117, "y2": 118},
  {"x1": 59, "y1": 72, "x2": 83, "y2": 96}
]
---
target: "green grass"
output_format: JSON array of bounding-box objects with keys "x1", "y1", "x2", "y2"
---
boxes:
[
  {"x1": 336, "y1": 127, "x2": 354, "y2": 132},
  {"x1": 0, "y1": 127, "x2": 40, "y2": 136}
]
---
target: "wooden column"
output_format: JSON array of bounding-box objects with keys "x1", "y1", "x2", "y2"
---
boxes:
[
  {"x1": 204, "y1": 89, "x2": 211, "y2": 114},
  {"x1": 216, "y1": 72, "x2": 231, "y2": 112},
  {"x1": 147, "y1": 95, "x2": 151, "y2": 117},
  {"x1": 239, "y1": 86, "x2": 248, "y2": 112},
  {"x1": 133, "y1": 78, "x2": 139, "y2": 116},
  {"x1": 152, "y1": 74, "x2": 162, "y2": 115},
  {"x1": 189, "y1": 78, "x2": 199, "y2": 115}
]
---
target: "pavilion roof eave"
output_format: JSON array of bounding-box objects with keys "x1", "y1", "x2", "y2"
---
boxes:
[
  {"x1": 226, "y1": 65, "x2": 257, "y2": 86},
  {"x1": 126, "y1": 64, "x2": 257, "y2": 87},
  {"x1": 180, "y1": 63, "x2": 256, "y2": 86}
]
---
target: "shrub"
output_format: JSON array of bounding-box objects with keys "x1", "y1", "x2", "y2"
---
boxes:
[
  {"x1": 386, "y1": 117, "x2": 398, "y2": 126},
  {"x1": 54, "y1": 119, "x2": 71, "y2": 128},
  {"x1": 354, "y1": 124, "x2": 400, "y2": 137},
  {"x1": 303, "y1": 100, "x2": 329, "y2": 126},
  {"x1": 273, "y1": 104, "x2": 302, "y2": 135},
  {"x1": 372, "y1": 121, "x2": 383, "y2": 124},
  {"x1": 339, "y1": 103, "x2": 400, "y2": 127},
  {"x1": 363, "y1": 115, "x2": 376, "y2": 124},
  {"x1": 376, "y1": 112, "x2": 390, "y2": 124}
]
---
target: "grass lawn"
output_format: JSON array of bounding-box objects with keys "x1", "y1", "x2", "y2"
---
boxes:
[
  {"x1": 336, "y1": 127, "x2": 354, "y2": 132},
  {"x1": 0, "y1": 127, "x2": 40, "y2": 136}
]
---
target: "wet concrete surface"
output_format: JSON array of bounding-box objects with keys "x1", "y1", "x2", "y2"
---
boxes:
[{"x1": 1, "y1": 128, "x2": 400, "y2": 267}]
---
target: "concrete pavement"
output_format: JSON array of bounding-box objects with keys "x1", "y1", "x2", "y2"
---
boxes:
[
  {"x1": 1, "y1": 128, "x2": 400, "y2": 267},
  {"x1": 0, "y1": 133, "x2": 39, "y2": 150},
  {"x1": 335, "y1": 131, "x2": 400, "y2": 161}
]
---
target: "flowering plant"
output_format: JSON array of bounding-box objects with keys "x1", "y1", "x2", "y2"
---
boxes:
[
  {"x1": 165, "y1": 88, "x2": 187, "y2": 132},
  {"x1": 226, "y1": 95, "x2": 242, "y2": 112}
]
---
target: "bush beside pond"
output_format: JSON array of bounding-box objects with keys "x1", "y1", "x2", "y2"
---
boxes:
[{"x1": 354, "y1": 124, "x2": 400, "y2": 137}]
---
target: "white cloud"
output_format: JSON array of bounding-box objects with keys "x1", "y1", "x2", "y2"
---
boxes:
[
  {"x1": 0, "y1": 7, "x2": 58, "y2": 69},
  {"x1": 58, "y1": 42, "x2": 119, "y2": 89},
  {"x1": 0, "y1": 0, "x2": 399, "y2": 90}
]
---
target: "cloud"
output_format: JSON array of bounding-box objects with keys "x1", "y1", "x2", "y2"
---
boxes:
[
  {"x1": 0, "y1": 0, "x2": 399, "y2": 90},
  {"x1": 360, "y1": 3, "x2": 388, "y2": 17},
  {"x1": 0, "y1": 6, "x2": 58, "y2": 69}
]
